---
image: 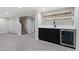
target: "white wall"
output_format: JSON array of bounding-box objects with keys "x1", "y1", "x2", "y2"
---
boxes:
[
  {"x1": 35, "y1": 11, "x2": 40, "y2": 40},
  {"x1": 74, "y1": 8, "x2": 79, "y2": 51},
  {"x1": 0, "y1": 18, "x2": 9, "y2": 33},
  {"x1": 42, "y1": 19, "x2": 74, "y2": 26},
  {"x1": 9, "y1": 17, "x2": 21, "y2": 35},
  {"x1": 26, "y1": 17, "x2": 35, "y2": 33},
  {"x1": 38, "y1": 12, "x2": 42, "y2": 26}
]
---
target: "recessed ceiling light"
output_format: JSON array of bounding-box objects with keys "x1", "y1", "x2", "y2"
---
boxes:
[
  {"x1": 18, "y1": 7, "x2": 22, "y2": 8},
  {"x1": 5, "y1": 12, "x2": 9, "y2": 14},
  {"x1": 42, "y1": 8, "x2": 46, "y2": 10}
]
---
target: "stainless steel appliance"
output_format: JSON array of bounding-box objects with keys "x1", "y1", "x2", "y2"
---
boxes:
[{"x1": 60, "y1": 29, "x2": 76, "y2": 48}]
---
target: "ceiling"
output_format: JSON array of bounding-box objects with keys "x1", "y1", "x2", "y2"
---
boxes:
[
  {"x1": 0, "y1": 7, "x2": 35, "y2": 17},
  {"x1": 0, "y1": 7, "x2": 64, "y2": 18},
  {"x1": 37, "y1": 7, "x2": 64, "y2": 12}
]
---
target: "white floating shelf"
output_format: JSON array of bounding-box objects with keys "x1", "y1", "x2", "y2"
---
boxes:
[
  {"x1": 42, "y1": 7, "x2": 74, "y2": 17},
  {"x1": 43, "y1": 16, "x2": 73, "y2": 21}
]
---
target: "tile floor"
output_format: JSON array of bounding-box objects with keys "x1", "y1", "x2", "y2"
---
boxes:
[{"x1": 0, "y1": 33, "x2": 75, "y2": 51}]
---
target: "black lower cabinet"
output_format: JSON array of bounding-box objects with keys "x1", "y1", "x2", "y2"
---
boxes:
[{"x1": 39, "y1": 28, "x2": 60, "y2": 44}]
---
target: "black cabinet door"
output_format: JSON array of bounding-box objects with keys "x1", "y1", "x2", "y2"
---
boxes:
[
  {"x1": 38, "y1": 28, "x2": 51, "y2": 41},
  {"x1": 50, "y1": 29, "x2": 60, "y2": 44},
  {"x1": 38, "y1": 28, "x2": 60, "y2": 44}
]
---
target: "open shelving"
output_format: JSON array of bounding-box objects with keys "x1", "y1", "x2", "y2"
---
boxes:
[{"x1": 42, "y1": 7, "x2": 74, "y2": 21}]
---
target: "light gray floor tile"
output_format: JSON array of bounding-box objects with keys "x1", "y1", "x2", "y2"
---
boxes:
[{"x1": 0, "y1": 33, "x2": 75, "y2": 51}]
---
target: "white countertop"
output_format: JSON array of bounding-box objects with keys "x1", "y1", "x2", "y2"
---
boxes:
[{"x1": 38, "y1": 25, "x2": 76, "y2": 29}]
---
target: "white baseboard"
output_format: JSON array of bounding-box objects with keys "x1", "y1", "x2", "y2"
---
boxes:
[
  {"x1": 17, "y1": 33, "x2": 21, "y2": 36},
  {"x1": 8, "y1": 32, "x2": 21, "y2": 35},
  {"x1": 0, "y1": 32, "x2": 8, "y2": 33}
]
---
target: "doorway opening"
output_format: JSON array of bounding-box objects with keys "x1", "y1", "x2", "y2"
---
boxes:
[{"x1": 19, "y1": 16, "x2": 35, "y2": 35}]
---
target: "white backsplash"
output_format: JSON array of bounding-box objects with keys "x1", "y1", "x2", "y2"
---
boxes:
[{"x1": 41, "y1": 19, "x2": 74, "y2": 26}]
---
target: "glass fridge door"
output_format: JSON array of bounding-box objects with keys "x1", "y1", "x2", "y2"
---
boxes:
[{"x1": 60, "y1": 29, "x2": 76, "y2": 48}]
